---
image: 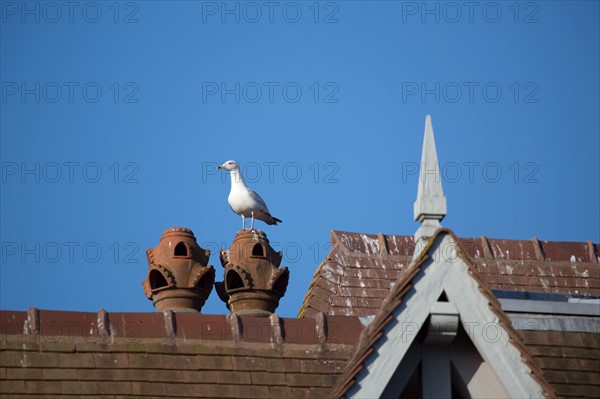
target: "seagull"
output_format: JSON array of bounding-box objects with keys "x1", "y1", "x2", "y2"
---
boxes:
[{"x1": 218, "y1": 160, "x2": 282, "y2": 230}]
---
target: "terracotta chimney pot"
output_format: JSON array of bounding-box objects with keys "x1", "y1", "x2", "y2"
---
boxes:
[
  {"x1": 216, "y1": 229, "x2": 289, "y2": 317},
  {"x1": 142, "y1": 227, "x2": 215, "y2": 312}
]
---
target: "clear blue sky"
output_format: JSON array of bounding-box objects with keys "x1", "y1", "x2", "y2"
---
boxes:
[{"x1": 1, "y1": 1, "x2": 598, "y2": 317}]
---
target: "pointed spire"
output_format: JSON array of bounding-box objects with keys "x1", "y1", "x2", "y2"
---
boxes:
[{"x1": 413, "y1": 115, "x2": 447, "y2": 242}]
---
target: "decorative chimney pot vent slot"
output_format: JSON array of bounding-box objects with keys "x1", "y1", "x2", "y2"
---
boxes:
[
  {"x1": 251, "y1": 243, "x2": 266, "y2": 258},
  {"x1": 174, "y1": 241, "x2": 189, "y2": 257},
  {"x1": 149, "y1": 268, "x2": 172, "y2": 291},
  {"x1": 226, "y1": 269, "x2": 248, "y2": 292},
  {"x1": 270, "y1": 269, "x2": 289, "y2": 295},
  {"x1": 142, "y1": 227, "x2": 215, "y2": 312}
]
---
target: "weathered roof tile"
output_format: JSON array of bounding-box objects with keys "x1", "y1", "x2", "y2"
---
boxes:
[
  {"x1": 0, "y1": 310, "x2": 362, "y2": 397},
  {"x1": 519, "y1": 329, "x2": 600, "y2": 399},
  {"x1": 299, "y1": 231, "x2": 599, "y2": 318}
]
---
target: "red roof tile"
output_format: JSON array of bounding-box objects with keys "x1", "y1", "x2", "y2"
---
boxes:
[
  {"x1": 299, "y1": 231, "x2": 599, "y2": 318},
  {"x1": 0, "y1": 310, "x2": 363, "y2": 397},
  {"x1": 519, "y1": 330, "x2": 600, "y2": 398},
  {"x1": 299, "y1": 231, "x2": 413, "y2": 318}
]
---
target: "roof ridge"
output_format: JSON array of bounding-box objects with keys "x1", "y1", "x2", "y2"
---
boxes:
[
  {"x1": 332, "y1": 229, "x2": 598, "y2": 247},
  {"x1": 332, "y1": 230, "x2": 599, "y2": 262},
  {"x1": 0, "y1": 308, "x2": 363, "y2": 345}
]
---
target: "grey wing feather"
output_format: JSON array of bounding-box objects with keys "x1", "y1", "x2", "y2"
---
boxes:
[{"x1": 248, "y1": 189, "x2": 269, "y2": 211}]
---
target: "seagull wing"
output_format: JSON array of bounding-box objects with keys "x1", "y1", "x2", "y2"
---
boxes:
[{"x1": 247, "y1": 188, "x2": 270, "y2": 212}]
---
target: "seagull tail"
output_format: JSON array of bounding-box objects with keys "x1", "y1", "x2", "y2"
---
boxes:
[
  {"x1": 267, "y1": 216, "x2": 283, "y2": 225},
  {"x1": 263, "y1": 211, "x2": 282, "y2": 225}
]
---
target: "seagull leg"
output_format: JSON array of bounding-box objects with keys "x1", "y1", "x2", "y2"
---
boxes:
[
  {"x1": 251, "y1": 211, "x2": 255, "y2": 231},
  {"x1": 242, "y1": 215, "x2": 245, "y2": 230}
]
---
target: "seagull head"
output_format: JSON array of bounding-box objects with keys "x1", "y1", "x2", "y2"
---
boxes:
[{"x1": 218, "y1": 160, "x2": 239, "y2": 171}]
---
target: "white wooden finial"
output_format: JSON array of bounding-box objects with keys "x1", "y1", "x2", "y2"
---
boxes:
[{"x1": 414, "y1": 115, "x2": 447, "y2": 242}]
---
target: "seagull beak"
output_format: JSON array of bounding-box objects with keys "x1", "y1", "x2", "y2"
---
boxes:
[{"x1": 217, "y1": 164, "x2": 223, "y2": 169}]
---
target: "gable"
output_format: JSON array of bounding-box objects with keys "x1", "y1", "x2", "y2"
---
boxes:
[{"x1": 333, "y1": 230, "x2": 555, "y2": 398}]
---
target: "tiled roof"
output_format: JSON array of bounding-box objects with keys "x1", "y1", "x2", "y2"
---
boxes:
[
  {"x1": 298, "y1": 231, "x2": 414, "y2": 318},
  {"x1": 299, "y1": 231, "x2": 599, "y2": 318},
  {"x1": 518, "y1": 330, "x2": 600, "y2": 398},
  {"x1": 0, "y1": 309, "x2": 363, "y2": 398},
  {"x1": 2, "y1": 231, "x2": 597, "y2": 398},
  {"x1": 329, "y1": 228, "x2": 558, "y2": 399}
]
